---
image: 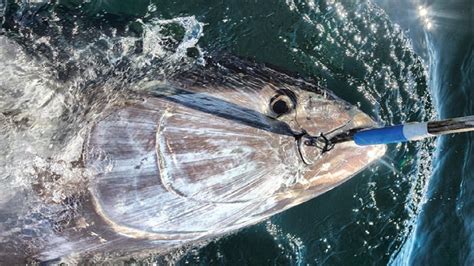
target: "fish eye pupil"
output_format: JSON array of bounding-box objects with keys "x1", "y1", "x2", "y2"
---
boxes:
[
  {"x1": 270, "y1": 89, "x2": 297, "y2": 117},
  {"x1": 272, "y1": 99, "x2": 290, "y2": 115}
]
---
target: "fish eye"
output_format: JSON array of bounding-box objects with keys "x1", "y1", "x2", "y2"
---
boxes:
[{"x1": 269, "y1": 89, "x2": 297, "y2": 116}]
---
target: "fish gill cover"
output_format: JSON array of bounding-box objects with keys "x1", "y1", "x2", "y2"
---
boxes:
[{"x1": 0, "y1": 0, "x2": 434, "y2": 264}]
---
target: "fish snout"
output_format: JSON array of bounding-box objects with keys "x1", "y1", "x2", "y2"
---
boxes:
[{"x1": 293, "y1": 98, "x2": 378, "y2": 165}]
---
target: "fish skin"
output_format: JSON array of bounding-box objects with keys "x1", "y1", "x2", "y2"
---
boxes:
[
  {"x1": 0, "y1": 6, "x2": 386, "y2": 259},
  {"x1": 78, "y1": 57, "x2": 386, "y2": 262}
]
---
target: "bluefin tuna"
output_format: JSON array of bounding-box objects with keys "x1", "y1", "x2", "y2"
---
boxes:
[{"x1": 0, "y1": 55, "x2": 385, "y2": 263}]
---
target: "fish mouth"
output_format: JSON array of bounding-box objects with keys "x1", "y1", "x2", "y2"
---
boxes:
[
  {"x1": 295, "y1": 131, "x2": 336, "y2": 165},
  {"x1": 294, "y1": 132, "x2": 316, "y2": 165},
  {"x1": 293, "y1": 111, "x2": 377, "y2": 165}
]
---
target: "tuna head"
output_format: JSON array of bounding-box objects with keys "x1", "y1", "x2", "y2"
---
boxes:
[{"x1": 82, "y1": 58, "x2": 386, "y2": 249}]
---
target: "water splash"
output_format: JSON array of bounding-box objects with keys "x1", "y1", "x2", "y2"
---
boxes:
[
  {"x1": 265, "y1": 221, "x2": 306, "y2": 265},
  {"x1": 0, "y1": 3, "x2": 206, "y2": 261}
]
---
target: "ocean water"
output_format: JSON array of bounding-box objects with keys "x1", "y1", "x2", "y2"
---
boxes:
[
  {"x1": 376, "y1": 0, "x2": 474, "y2": 264},
  {"x1": 0, "y1": 0, "x2": 471, "y2": 264}
]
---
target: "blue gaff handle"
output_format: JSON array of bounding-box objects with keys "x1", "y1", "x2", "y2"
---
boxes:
[{"x1": 353, "y1": 125, "x2": 407, "y2": 146}]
